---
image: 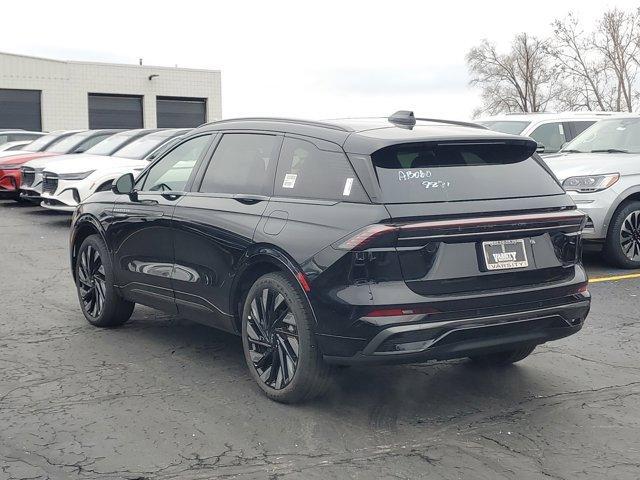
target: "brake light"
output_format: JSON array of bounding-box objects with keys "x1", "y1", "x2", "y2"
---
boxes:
[{"x1": 333, "y1": 224, "x2": 399, "y2": 251}]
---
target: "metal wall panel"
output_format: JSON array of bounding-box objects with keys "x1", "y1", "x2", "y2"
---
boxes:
[
  {"x1": 156, "y1": 96, "x2": 206, "y2": 128},
  {"x1": 88, "y1": 94, "x2": 143, "y2": 129},
  {"x1": 0, "y1": 89, "x2": 42, "y2": 130}
]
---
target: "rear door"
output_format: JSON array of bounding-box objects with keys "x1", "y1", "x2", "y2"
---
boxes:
[
  {"x1": 255, "y1": 134, "x2": 385, "y2": 269},
  {"x1": 171, "y1": 131, "x2": 283, "y2": 331}
]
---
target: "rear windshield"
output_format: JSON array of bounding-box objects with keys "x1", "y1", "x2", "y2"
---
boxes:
[
  {"x1": 371, "y1": 141, "x2": 563, "y2": 203},
  {"x1": 479, "y1": 121, "x2": 530, "y2": 135}
]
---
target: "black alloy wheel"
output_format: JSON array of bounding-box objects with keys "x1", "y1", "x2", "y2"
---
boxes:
[
  {"x1": 605, "y1": 201, "x2": 640, "y2": 268},
  {"x1": 246, "y1": 288, "x2": 300, "y2": 390},
  {"x1": 77, "y1": 244, "x2": 107, "y2": 319},
  {"x1": 620, "y1": 210, "x2": 640, "y2": 262},
  {"x1": 241, "y1": 272, "x2": 332, "y2": 403},
  {"x1": 75, "y1": 235, "x2": 134, "y2": 327}
]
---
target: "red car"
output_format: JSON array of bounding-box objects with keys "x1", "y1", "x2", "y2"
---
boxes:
[{"x1": 0, "y1": 129, "x2": 119, "y2": 200}]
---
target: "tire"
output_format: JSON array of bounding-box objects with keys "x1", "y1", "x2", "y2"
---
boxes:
[
  {"x1": 604, "y1": 200, "x2": 640, "y2": 269},
  {"x1": 469, "y1": 345, "x2": 536, "y2": 367},
  {"x1": 75, "y1": 234, "x2": 134, "y2": 328},
  {"x1": 241, "y1": 272, "x2": 332, "y2": 403}
]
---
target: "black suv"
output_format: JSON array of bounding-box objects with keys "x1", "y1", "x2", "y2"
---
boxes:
[{"x1": 69, "y1": 111, "x2": 590, "y2": 403}]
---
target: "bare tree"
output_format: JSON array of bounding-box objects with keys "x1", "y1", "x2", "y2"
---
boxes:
[
  {"x1": 467, "y1": 34, "x2": 559, "y2": 116},
  {"x1": 594, "y1": 8, "x2": 640, "y2": 111},
  {"x1": 549, "y1": 12, "x2": 611, "y2": 110},
  {"x1": 549, "y1": 9, "x2": 640, "y2": 112}
]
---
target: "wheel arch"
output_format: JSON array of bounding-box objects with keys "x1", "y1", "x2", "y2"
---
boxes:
[
  {"x1": 229, "y1": 244, "x2": 313, "y2": 333},
  {"x1": 70, "y1": 214, "x2": 107, "y2": 281},
  {"x1": 604, "y1": 186, "x2": 640, "y2": 237}
]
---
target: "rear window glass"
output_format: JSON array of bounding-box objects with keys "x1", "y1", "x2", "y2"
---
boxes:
[
  {"x1": 275, "y1": 137, "x2": 368, "y2": 202},
  {"x1": 371, "y1": 141, "x2": 563, "y2": 203}
]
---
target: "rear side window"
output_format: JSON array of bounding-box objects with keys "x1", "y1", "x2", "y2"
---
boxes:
[
  {"x1": 371, "y1": 141, "x2": 563, "y2": 203},
  {"x1": 275, "y1": 137, "x2": 368, "y2": 202},
  {"x1": 199, "y1": 133, "x2": 280, "y2": 195},
  {"x1": 529, "y1": 122, "x2": 567, "y2": 153}
]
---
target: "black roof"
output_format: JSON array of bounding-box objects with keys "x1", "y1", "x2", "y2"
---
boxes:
[{"x1": 195, "y1": 113, "x2": 536, "y2": 155}]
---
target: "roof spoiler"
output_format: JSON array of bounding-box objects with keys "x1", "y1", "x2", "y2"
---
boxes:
[{"x1": 388, "y1": 110, "x2": 488, "y2": 130}]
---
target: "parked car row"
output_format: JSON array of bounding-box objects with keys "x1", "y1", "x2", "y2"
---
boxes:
[{"x1": 0, "y1": 128, "x2": 188, "y2": 211}]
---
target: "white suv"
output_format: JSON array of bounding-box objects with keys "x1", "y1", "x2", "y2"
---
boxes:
[
  {"x1": 478, "y1": 112, "x2": 620, "y2": 155},
  {"x1": 545, "y1": 115, "x2": 640, "y2": 268}
]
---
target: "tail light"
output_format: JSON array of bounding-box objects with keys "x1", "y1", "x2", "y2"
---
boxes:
[{"x1": 333, "y1": 224, "x2": 399, "y2": 251}]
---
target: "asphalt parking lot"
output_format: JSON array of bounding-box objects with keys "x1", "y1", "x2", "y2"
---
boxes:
[{"x1": 1, "y1": 199, "x2": 639, "y2": 480}]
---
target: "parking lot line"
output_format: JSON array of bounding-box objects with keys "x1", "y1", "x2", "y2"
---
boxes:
[{"x1": 589, "y1": 272, "x2": 640, "y2": 283}]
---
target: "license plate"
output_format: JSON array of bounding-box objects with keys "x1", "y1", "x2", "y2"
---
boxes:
[{"x1": 482, "y1": 239, "x2": 529, "y2": 271}]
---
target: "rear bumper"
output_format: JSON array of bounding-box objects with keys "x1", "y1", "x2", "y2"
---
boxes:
[{"x1": 321, "y1": 298, "x2": 589, "y2": 365}]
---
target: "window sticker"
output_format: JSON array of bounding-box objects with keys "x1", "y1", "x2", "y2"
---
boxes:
[
  {"x1": 558, "y1": 123, "x2": 564, "y2": 135},
  {"x1": 282, "y1": 173, "x2": 297, "y2": 189},
  {"x1": 343, "y1": 177, "x2": 354, "y2": 196}
]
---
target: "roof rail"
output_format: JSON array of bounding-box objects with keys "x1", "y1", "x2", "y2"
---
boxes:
[
  {"x1": 388, "y1": 110, "x2": 487, "y2": 130},
  {"x1": 199, "y1": 117, "x2": 353, "y2": 132},
  {"x1": 415, "y1": 117, "x2": 488, "y2": 130}
]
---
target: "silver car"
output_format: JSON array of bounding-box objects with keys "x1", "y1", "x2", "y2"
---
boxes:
[{"x1": 545, "y1": 115, "x2": 640, "y2": 268}]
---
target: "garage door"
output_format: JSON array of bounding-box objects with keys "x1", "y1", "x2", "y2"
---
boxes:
[
  {"x1": 0, "y1": 89, "x2": 42, "y2": 131},
  {"x1": 156, "y1": 97, "x2": 206, "y2": 128},
  {"x1": 88, "y1": 94, "x2": 143, "y2": 129}
]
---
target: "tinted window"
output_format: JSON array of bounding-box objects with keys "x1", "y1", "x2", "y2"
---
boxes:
[
  {"x1": 200, "y1": 133, "x2": 280, "y2": 195},
  {"x1": 371, "y1": 141, "x2": 563, "y2": 203},
  {"x1": 141, "y1": 135, "x2": 212, "y2": 192},
  {"x1": 529, "y1": 122, "x2": 567, "y2": 153},
  {"x1": 275, "y1": 137, "x2": 367, "y2": 202}
]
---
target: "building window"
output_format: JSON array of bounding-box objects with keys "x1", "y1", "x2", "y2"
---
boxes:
[
  {"x1": 88, "y1": 93, "x2": 143, "y2": 129},
  {"x1": 156, "y1": 96, "x2": 206, "y2": 128},
  {"x1": 0, "y1": 89, "x2": 42, "y2": 131}
]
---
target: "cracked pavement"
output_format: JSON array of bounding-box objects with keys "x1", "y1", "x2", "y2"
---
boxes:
[{"x1": 1, "y1": 199, "x2": 639, "y2": 480}]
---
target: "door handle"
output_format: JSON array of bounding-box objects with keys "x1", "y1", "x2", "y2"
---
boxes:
[
  {"x1": 161, "y1": 191, "x2": 185, "y2": 201},
  {"x1": 233, "y1": 194, "x2": 268, "y2": 204}
]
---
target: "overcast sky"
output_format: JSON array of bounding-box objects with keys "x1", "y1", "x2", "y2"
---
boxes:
[{"x1": 2, "y1": 0, "x2": 639, "y2": 120}]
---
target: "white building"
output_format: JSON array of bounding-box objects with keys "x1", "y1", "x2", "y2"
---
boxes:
[{"x1": 0, "y1": 51, "x2": 221, "y2": 131}]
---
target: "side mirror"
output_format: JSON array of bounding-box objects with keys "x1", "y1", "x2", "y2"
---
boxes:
[
  {"x1": 113, "y1": 173, "x2": 135, "y2": 195},
  {"x1": 536, "y1": 143, "x2": 546, "y2": 153}
]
